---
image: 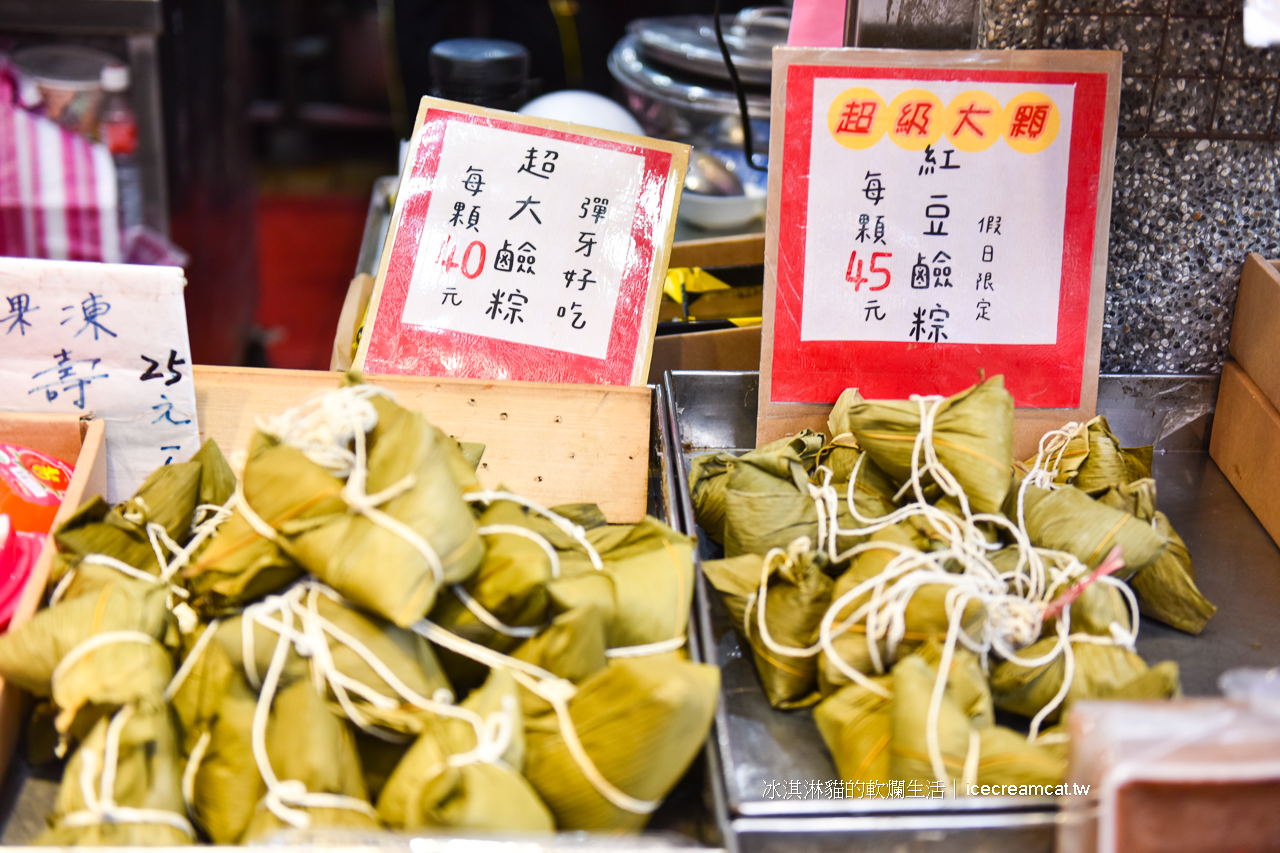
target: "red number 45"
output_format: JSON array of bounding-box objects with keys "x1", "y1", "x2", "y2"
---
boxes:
[{"x1": 846, "y1": 251, "x2": 891, "y2": 291}]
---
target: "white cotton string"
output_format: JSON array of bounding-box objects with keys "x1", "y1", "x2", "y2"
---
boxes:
[
  {"x1": 508, "y1": 668, "x2": 661, "y2": 815},
  {"x1": 61, "y1": 705, "x2": 197, "y2": 839},
  {"x1": 241, "y1": 584, "x2": 480, "y2": 746},
  {"x1": 412, "y1": 619, "x2": 660, "y2": 815},
  {"x1": 801, "y1": 401, "x2": 1135, "y2": 779},
  {"x1": 962, "y1": 728, "x2": 981, "y2": 788},
  {"x1": 477, "y1": 524, "x2": 562, "y2": 578},
  {"x1": 259, "y1": 384, "x2": 392, "y2": 478},
  {"x1": 248, "y1": 599, "x2": 379, "y2": 829},
  {"x1": 164, "y1": 620, "x2": 221, "y2": 702},
  {"x1": 446, "y1": 696, "x2": 517, "y2": 768},
  {"x1": 51, "y1": 631, "x2": 164, "y2": 697},
  {"x1": 240, "y1": 386, "x2": 448, "y2": 590},
  {"x1": 604, "y1": 636, "x2": 687, "y2": 658},
  {"x1": 181, "y1": 730, "x2": 212, "y2": 818},
  {"x1": 465, "y1": 490, "x2": 604, "y2": 572},
  {"x1": 745, "y1": 540, "x2": 824, "y2": 661},
  {"x1": 450, "y1": 584, "x2": 541, "y2": 639}
]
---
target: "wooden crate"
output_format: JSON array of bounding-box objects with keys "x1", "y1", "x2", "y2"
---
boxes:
[
  {"x1": 0, "y1": 414, "x2": 107, "y2": 776},
  {"x1": 1210, "y1": 360, "x2": 1280, "y2": 548},
  {"x1": 194, "y1": 366, "x2": 652, "y2": 524},
  {"x1": 1227, "y1": 254, "x2": 1280, "y2": 412}
]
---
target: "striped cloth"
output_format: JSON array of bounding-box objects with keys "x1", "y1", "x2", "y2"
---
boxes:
[{"x1": 0, "y1": 58, "x2": 121, "y2": 263}]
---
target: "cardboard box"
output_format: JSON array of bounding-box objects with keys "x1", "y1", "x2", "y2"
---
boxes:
[
  {"x1": 1210, "y1": 360, "x2": 1280, "y2": 547},
  {"x1": 0, "y1": 413, "x2": 107, "y2": 776},
  {"x1": 1227, "y1": 253, "x2": 1280, "y2": 412},
  {"x1": 647, "y1": 326, "x2": 762, "y2": 383}
]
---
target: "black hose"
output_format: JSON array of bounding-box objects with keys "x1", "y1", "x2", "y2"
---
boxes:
[{"x1": 712, "y1": 0, "x2": 767, "y2": 172}]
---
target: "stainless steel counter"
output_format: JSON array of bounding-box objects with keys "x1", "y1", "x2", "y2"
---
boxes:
[{"x1": 663, "y1": 370, "x2": 1280, "y2": 853}]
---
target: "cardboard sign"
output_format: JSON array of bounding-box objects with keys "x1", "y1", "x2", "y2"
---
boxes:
[
  {"x1": 355, "y1": 98, "x2": 688, "y2": 386},
  {"x1": 757, "y1": 49, "x2": 1120, "y2": 453},
  {"x1": 0, "y1": 259, "x2": 199, "y2": 502}
]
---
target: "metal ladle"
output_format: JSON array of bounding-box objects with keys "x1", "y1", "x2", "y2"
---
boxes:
[{"x1": 684, "y1": 149, "x2": 745, "y2": 196}]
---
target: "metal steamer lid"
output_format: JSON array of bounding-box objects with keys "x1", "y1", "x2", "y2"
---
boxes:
[
  {"x1": 627, "y1": 8, "x2": 789, "y2": 86},
  {"x1": 607, "y1": 35, "x2": 771, "y2": 119},
  {"x1": 12, "y1": 45, "x2": 121, "y2": 90}
]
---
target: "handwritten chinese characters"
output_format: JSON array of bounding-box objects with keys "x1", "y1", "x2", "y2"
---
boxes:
[
  {"x1": 0, "y1": 259, "x2": 199, "y2": 502},
  {"x1": 400, "y1": 121, "x2": 643, "y2": 361},
  {"x1": 800, "y1": 78, "x2": 1074, "y2": 347}
]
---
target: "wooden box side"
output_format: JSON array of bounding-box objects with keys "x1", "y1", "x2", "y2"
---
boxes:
[
  {"x1": 0, "y1": 414, "x2": 108, "y2": 778},
  {"x1": 1228, "y1": 254, "x2": 1280, "y2": 412},
  {"x1": 1210, "y1": 360, "x2": 1280, "y2": 549},
  {"x1": 194, "y1": 366, "x2": 652, "y2": 523}
]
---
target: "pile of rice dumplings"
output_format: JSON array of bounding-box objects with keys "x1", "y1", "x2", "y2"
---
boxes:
[
  {"x1": 0, "y1": 378, "x2": 715, "y2": 844},
  {"x1": 692, "y1": 376, "x2": 1212, "y2": 790}
]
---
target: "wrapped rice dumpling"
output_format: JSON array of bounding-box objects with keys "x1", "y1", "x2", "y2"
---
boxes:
[
  {"x1": 1095, "y1": 481, "x2": 1216, "y2": 634},
  {"x1": 915, "y1": 638, "x2": 994, "y2": 729},
  {"x1": 307, "y1": 588, "x2": 454, "y2": 734},
  {"x1": 688, "y1": 451, "x2": 739, "y2": 544},
  {"x1": 0, "y1": 581, "x2": 173, "y2": 741},
  {"x1": 975, "y1": 726, "x2": 1064, "y2": 787},
  {"x1": 1070, "y1": 417, "x2": 1153, "y2": 495},
  {"x1": 721, "y1": 432, "x2": 837, "y2": 558},
  {"x1": 169, "y1": 622, "x2": 237, "y2": 752},
  {"x1": 38, "y1": 704, "x2": 193, "y2": 846},
  {"x1": 703, "y1": 548, "x2": 832, "y2": 708},
  {"x1": 888, "y1": 655, "x2": 975, "y2": 784},
  {"x1": 1013, "y1": 483, "x2": 1166, "y2": 577},
  {"x1": 377, "y1": 670, "x2": 554, "y2": 833},
  {"x1": 52, "y1": 458, "x2": 203, "y2": 583},
  {"x1": 829, "y1": 376, "x2": 1015, "y2": 515},
  {"x1": 1128, "y1": 514, "x2": 1216, "y2": 634},
  {"x1": 813, "y1": 677, "x2": 892, "y2": 783},
  {"x1": 990, "y1": 639, "x2": 1180, "y2": 722},
  {"x1": 820, "y1": 528, "x2": 986, "y2": 696},
  {"x1": 240, "y1": 679, "x2": 379, "y2": 841},
  {"x1": 185, "y1": 511, "x2": 303, "y2": 618},
  {"x1": 543, "y1": 517, "x2": 694, "y2": 654},
  {"x1": 189, "y1": 676, "x2": 266, "y2": 844},
  {"x1": 512, "y1": 605, "x2": 609, "y2": 716},
  {"x1": 241, "y1": 391, "x2": 484, "y2": 627},
  {"x1": 429, "y1": 497, "x2": 558, "y2": 688},
  {"x1": 523, "y1": 656, "x2": 719, "y2": 831}
]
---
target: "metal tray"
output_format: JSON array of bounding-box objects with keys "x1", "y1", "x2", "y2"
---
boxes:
[
  {"x1": 0, "y1": 384, "x2": 718, "y2": 851},
  {"x1": 663, "y1": 370, "x2": 1280, "y2": 853}
]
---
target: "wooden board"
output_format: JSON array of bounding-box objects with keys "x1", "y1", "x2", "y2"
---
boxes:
[
  {"x1": 193, "y1": 366, "x2": 651, "y2": 523},
  {"x1": 1227, "y1": 254, "x2": 1280, "y2": 413},
  {"x1": 1210, "y1": 360, "x2": 1280, "y2": 549},
  {"x1": 0, "y1": 414, "x2": 107, "y2": 778},
  {"x1": 756, "y1": 48, "x2": 1121, "y2": 460},
  {"x1": 669, "y1": 233, "x2": 766, "y2": 269}
]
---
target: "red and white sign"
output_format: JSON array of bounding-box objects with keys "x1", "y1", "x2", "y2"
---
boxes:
[
  {"x1": 767, "y1": 62, "x2": 1113, "y2": 409},
  {"x1": 356, "y1": 101, "x2": 686, "y2": 386}
]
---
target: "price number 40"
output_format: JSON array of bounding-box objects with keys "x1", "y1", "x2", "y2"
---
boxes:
[{"x1": 437, "y1": 236, "x2": 486, "y2": 279}]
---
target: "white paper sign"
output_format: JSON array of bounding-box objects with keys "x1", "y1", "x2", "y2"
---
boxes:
[
  {"x1": 800, "y1": 79, "x2": 1075, "y2": 346},
  {"x1": 0, "y1": 259, "x2": 200, "y2": 502},
  {"x1": 399, "y1": 120, "x2": 644, "y2": 360}
]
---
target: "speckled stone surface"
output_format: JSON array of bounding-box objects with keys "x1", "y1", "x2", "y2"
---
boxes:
[
  {"x1": 1104, "y1": 139, "x2": 1280, "y2": 372},
  {"x1": 979, "y1": 0, "x2": 1280, "y2": 374}
]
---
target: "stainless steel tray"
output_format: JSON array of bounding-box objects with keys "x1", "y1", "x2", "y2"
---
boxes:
[{"x1": 663, "y1": 370, "x2": 1280, "y2": 853}]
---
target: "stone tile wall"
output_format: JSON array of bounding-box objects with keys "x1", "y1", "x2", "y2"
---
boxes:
[{"x1": 981, "y1": 0, "x2": 1280, "y2": 373}]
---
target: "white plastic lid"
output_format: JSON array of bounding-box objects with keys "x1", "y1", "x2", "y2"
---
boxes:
[{"x1": 101, "y1": 64, "x2": 130, "y2": 92}]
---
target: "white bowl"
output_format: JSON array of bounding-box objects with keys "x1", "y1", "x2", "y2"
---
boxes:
[{"x1": 677, "y1": 185, "x2": 766, "y2": 230}]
